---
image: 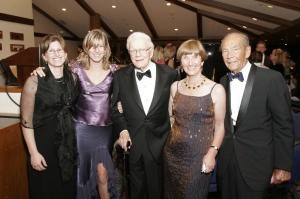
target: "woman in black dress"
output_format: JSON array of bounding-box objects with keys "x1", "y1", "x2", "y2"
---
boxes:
[{"x1": 21, "y1": 34, "x2": 78, "y2": 199}]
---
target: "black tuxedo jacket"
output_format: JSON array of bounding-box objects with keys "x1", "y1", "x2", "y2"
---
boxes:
[
  {"x1": 218, "y1": 64, "x2": 294, "y2": 190},
  {"x1": 111, "y1": 63, "x2": 177, "y2": 163}
]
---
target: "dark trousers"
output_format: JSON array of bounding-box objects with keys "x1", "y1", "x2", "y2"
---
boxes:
[
  {"x1": 128, "y1": 147, "x2": 163, "y2": 199},
  {"x1": 218, "y1": 154, "x2": 268, "y2": 199}
]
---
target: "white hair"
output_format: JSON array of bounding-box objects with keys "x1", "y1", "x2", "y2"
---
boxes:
[{"x1": 126, "y1": 32, "x2": 154, "y2": 50}]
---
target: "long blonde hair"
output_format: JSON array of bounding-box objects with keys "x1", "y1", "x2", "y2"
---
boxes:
[{"x1": 77, "y1": 29, "x2": 111, "y2": 70}]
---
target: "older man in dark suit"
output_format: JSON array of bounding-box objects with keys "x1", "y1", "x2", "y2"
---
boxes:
[
  {"x1": 111, "y1": 32, "x2": 177, "y2": 199},
  {"x1": 217, "y1": 32, "x2": 294, "y2": 199}
]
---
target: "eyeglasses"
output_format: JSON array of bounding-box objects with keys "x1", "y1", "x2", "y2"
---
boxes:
[
  {"x1": 128, "y1": 47, "x2": 152, "y2": 55},
  {"x1": 47, "y1": 49, "x2": 65, "y2": 55}
]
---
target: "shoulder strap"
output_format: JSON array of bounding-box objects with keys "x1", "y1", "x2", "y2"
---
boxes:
[{"x1": 210, "y1": 83, "x2": 217, "y2": 94}]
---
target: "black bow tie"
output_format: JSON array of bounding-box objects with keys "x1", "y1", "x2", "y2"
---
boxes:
[
  {"x1": 227, "y1": 72, "x2": 244, "y2": 82},
  {"x1": 136, "y1": 69, "x2": 151, "y2": 80}
]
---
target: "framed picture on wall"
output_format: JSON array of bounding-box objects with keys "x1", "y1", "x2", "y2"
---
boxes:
[
  {"x1": 10, "y1": 32, "x2": 24, "y2": 40},
  {"x1": 10, "y1": 44, "x2": 25, "y2": 52},
  {"x1": 0, "y1": 31, "x2": 2, "y2": 39},
  {"x1": 0, "y1": 43, "x2": 2, "y2": 50}
]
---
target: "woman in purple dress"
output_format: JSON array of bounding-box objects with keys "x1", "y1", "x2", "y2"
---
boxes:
[
  {"x1": 72, "y1": 29, "x2": 117, "y2": 199},
  {"x1": 32, "y1": 29, "x2": 118, "y2": 199}
]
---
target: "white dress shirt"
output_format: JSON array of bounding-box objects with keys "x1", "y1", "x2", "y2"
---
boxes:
[
  {"x1": 135, "y1": 61, "x2": 156, "y2": 115},
  {"x1": 230, "y1": 61, "x2": 251, "y2": 125}
]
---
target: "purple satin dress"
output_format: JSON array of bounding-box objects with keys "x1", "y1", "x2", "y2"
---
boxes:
[{"x1": 72, "y1": 61, "x2": 117, "y2": 199}]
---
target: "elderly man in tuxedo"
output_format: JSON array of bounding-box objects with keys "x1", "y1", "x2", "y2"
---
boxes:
[
  {"x1": 217, "y1": 32, "x2": 294, "y2": 199},
  {"x1": 111, "y1": 32, "x2": 177, "y2": 199}
]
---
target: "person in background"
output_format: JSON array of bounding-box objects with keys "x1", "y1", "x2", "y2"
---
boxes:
[
  {"x1": 163, "y1": 39, "x2": 226, "y2": 199},
  {"x1": 255, "y1": 40, "x2": 272, "y2": 68},
  {"x1": 112, "y1": 32, "x2": 177, "y2": 199},
  {"x1": 218, "y1": 32, "x2": 294, "y2": 199},
  {"x1": 21, "y1": 34, "x2": 78, "y2": 199},
  {"x1": 164, "y1": 43, "x2": 177, "y2": 68},
  {"x1": 152, "y1": 45, "x2": 165, "y2": 64},
  {"x1": 250, "y1": 51, "x2": 269, "y2": 69},
  {"x1": 31, "y1": 29, "x2": 118, "y2": 199},
  {"x1": 270, "y1": 48, "x2": 285, "y2": 77}
]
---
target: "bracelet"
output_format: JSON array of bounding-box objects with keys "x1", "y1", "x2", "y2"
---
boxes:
[{"x1": 210, "y1": 145, "x2": 219, "y2": 151}]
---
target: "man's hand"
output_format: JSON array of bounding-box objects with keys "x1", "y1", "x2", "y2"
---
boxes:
[
  {"x1": 270, "y1": 169, "x2": 291, "y2": 184},
  {"x1": 31, "y1": 67, "x2": 45, "y2": 77},
  {"x1": 117, "y1": 130, "x2": 132, "y2": 152}
]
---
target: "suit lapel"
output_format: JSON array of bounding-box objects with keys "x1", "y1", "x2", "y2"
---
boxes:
[
  {"x1": 223, "y1": 77, "x2": 235, "y2": 133},
  {"x1": 236, "y1": 64, "x2": 257, "y2": 128},
  {"x1": 126, "y1": 65, "x2": 144, "y2": 113},
  {"x1": 148, "y1": 64, "x2": 164, "y2": 114}
]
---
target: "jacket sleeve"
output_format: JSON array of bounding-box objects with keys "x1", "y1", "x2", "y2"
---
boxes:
[
  {"x1": 111, "y1": 71, "x2": 128, "y2": 136},
  {"x1": 268, "y1": 72, "x2": 294, "y2": 171}
]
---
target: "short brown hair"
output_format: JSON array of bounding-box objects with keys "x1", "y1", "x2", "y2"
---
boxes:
[
  {"x1": 176, "y1": 39, "x2": 207, "y2": 61},
  {"x1": 40, "y1": 34, "x2": 66, "y2": 55}
]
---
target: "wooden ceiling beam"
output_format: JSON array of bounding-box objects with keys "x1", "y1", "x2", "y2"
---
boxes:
[
  {"x1": 133, "y1": 0, "x2": 158, "y2": 39},
  {"x1": 197, "y1": 9, "x2": 273, "y2": 33},
  {"x1": 189, "y1": 0, "x2": 292, "y2": 26},
  {"x1": 167, "y1": 0, "x2": 258, "y2": 39},
  {"x1": 256, "y1": 0, "x2": 300, "y2": 11},
  {"x1": 32, "y1": 3, "x2": 80, "y2": 40},
  {"x1": 75, "y1": 0, "x2": 118, "y2": 39}
]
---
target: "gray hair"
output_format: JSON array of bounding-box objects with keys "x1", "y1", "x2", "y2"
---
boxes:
[
  {"x1": 126, "y1": 32, "x2": 154, "y2": 50},
  {"x1": 221, "y1": 32, "x2": 250, "y2": 49}
]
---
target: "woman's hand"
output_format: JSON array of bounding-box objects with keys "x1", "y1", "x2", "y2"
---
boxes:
[
  {"x1": 30, "y1": 152, "x2": 47, "y2": 171},
  {"x1": 201, "y1": 149, "x2": 217, "y2": 173},
  {"x1": 30, "y1": 67, "x2": 45, "y2": 77}
]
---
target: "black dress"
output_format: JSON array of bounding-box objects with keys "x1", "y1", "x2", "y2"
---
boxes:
[{"x1": 21, "y1": 66, "x2": 78, "y2": 199}]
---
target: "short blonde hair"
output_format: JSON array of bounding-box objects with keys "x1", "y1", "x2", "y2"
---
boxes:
[{"x1": 176, "y1": 39, "x2": 207, "y2": 61}]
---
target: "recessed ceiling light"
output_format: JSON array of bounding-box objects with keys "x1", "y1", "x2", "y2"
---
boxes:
[
  {"x1": 174, "y1": 28, "x2": 179, "y2": 31},
  {"x1": 112, "y1": 5, "x2": 117, "y2": 8},
  {"x1": 242, "y1": 25, "x2": 247, "y2": 29},
  {"x1": 227, "y1": 27, "x2": 231, "y2": 30},
  {"x1": 129, "y1": 29, "x2": 133, "y2": 32},
  {"x1": 267, "y1": 5, "x2": 273, "y2": 8},
  {"x1": 284, "y1": 43, "x2": 288, "y2": 46},
  {"x1": 181, "y1": 0, "x2": 186, "y2": 1},
  {"x1": 166, "y1": 2, "x2": 171, "y2": 6},
  {"x1": 62, "y1": 8, "x2": 67, "y2": 11},
  {"x1": 252, "y1": 17, "x2": 257, "y2": 21}
]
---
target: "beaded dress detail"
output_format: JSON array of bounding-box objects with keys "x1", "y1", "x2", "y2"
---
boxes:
[{"x1": 164, "y1": 85, "x2": 215, "y2": 199}]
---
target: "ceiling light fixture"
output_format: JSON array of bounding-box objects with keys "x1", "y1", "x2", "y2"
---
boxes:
[
  {"x1": 252, "y1": 17, "x2": 257, "y2": 21},
  {"x1": 174, "y1": 28, "x2": 179, "y2": 31},
  {"x1": 129, "y1": 29, "x2": 133, "y2": 32},
  {"x1": 166, "y1": 2, "x2": 171, "y2": 6},
  {"x1": 242, "y1": 25, "x2": 247, "y2": 29},
  {"x1": 227, "y1": 27, "x2": 231, "y2": 30},
  {"x1": 112, "y1": 5, "x2": 117, "y2": 8},
  {"x1": 267, "y1": 5, "x2": 273, "y2": 8},
  {"x1": 62, "y1": 8, "x2": 67, "y2": 11}
]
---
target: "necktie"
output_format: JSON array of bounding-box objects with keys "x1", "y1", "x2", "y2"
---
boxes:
[
  {"x1": 136, "y1": 69, "x2": 151, "y2": 80},
  {"x1": 227, "y1": 72, "x2": 244, "y2": 82}
]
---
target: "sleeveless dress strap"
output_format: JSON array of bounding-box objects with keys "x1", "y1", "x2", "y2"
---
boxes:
[{"x1": 210, "y1": 83, "x2": 217, "y2": 94}]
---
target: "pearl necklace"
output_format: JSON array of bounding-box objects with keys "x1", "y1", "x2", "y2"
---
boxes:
[{"x1": 184, "y1": 78, "x2": 206, "y2": 89}]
